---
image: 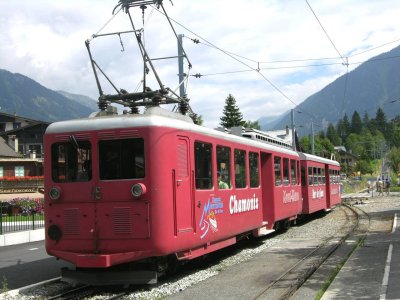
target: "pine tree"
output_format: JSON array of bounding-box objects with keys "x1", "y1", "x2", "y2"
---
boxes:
[
  {"x1": 350, "y1": 111, "x2": 362, "y2": 134},
  {"x1": 375, "y1": 107, "x2": 387, "y2": 134},
  {"x1": 326, "y1": 124, "x2": 341, "y2": 146},
  {"x1": 220, "y1": 94, "x2": 244, "y2": 128}
]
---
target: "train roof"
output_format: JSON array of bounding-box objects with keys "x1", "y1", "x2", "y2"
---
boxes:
[
  {"x1": 298, "y1": 152, "x2": 340, "y2": 166},
  {"x1": 46, "y1": 107, "x2": 300, "y2": 157}
]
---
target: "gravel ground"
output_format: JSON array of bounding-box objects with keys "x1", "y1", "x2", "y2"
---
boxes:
[{"x1": 5, "y1": 193, "x2": 399, "y2": 300}]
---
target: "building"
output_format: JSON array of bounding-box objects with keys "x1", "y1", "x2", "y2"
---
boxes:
[
  {"x1": 334, "y1": 146, "x2": 358, "y2": 173},
  {"x1": 0, "y1": 112, "x2": 49, "y2": 178}
]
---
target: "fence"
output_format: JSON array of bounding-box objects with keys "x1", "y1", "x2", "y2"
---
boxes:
[{"x1": 0, "y1": 213, "x2": 45, "y2": 235}]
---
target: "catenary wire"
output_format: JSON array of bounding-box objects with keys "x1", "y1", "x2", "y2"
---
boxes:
[{"x1": 305, "y1": 0, "x2": 348, "y2": 66}]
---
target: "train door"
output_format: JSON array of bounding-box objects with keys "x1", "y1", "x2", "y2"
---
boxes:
[
  {"x1": 95, "y1": 135, "x2": 149, "y2": 241},
  {"x1": 175, "y1": 136, "x2": 194, "y2": 234},
  {"x1": 260, "y1": 152, "x2": 275, "y2": 228}
]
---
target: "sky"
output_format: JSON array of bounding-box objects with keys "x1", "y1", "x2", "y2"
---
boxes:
[{"x1": 1, "y1": 0, "x2": 400, "y2": 129}]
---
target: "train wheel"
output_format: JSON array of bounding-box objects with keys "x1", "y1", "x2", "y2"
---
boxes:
[
  {"x1": 166, "y1": 255, "x2": 178, "y2": 275},
  {"x1": 282, "y1": 219, "x2": 291, "y2": 231}
]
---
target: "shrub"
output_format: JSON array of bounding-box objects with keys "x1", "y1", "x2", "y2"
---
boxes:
[{"x1": 6, "y1": 197, "x2": 44, "y2": 215}]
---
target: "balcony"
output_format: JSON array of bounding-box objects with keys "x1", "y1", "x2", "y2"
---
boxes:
[{"x1": 0, "y1": 176, "x2": 44, "y2": 193}]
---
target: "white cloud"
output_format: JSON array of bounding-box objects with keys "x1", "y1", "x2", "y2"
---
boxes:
[{"x1": 1, "y1": 0, "x2": 400, "y2": 128}]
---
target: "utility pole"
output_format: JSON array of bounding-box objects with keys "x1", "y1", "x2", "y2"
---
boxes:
[
  {"x1": 291, "y1": 109, "x2": 296, "y2": 151},
  {"x1": 311, "y1": 122, "x2": 315, "y2": 155},
  {"x1": 177, "y1": 34, "x2": 185, "y2": 98}
]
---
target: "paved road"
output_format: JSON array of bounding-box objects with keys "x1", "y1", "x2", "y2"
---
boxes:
[{"x1": 0, "y1": 240, "x2": 73, "y2": 290}]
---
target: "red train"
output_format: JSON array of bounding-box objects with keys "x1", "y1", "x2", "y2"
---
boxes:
[{"x1": 44, "y1": 107, "x2": 341, "y2": 285}]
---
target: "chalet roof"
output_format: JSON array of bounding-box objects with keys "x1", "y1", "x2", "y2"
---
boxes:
[
  {"x1": 0, "y1": 111, "x2": 45, "y2": 124},
  {"x1": 0, "y1": 138, "x2": 22, "y2": 158},
  {"x1": 0, "y1": 122, "x2": 49, "y2": 137}
]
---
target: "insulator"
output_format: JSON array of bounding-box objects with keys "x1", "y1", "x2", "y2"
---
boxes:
[
  {"x1": 152, "y1": 94, "x2": 162, "y2": 106},
  {"x1": 179, "y1": 100, "x2": 189, "y2": 115},
  {"x1": 98, "y1": 97, "x2": 108, "y2": 111},
  {"x1": 130, "y1": 105, "x2": 140, "y2": 114}
]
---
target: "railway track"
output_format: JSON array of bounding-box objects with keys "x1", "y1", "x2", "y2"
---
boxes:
[{"x1": 255, "y1": 199, "x2": 371, "y2": 300}]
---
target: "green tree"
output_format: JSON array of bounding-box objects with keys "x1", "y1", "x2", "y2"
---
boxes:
[
  {"x1": 299, "y1": 136, "x2": 311, "y2": 153},
  {"x1": 220, "y1": 94, "x2": 244, "y2": 128},
  {"x1": 195, "y1": 115, "x2": 204, "y2": 126},
  {"x1": 243, "y1": 120, "x2": 260, "y2": 129},
  {"x1": 336, "y1": 114, "x2": 350, "y2": 140},
  {"x1": 314, "y1": 135, "x2": 334, "y2": 157},
  {"x1": 387, "y1": 147, "x2": 400, "y2": 174},
  {"x1": 375, "y1": 107, "x2": 387, "y2": 135},
  {"x1": 356, "y1": 159, "x2": 374, "y2": 175},
  {"x1": 326, "y1": 123, "x2": 341, "y2": 146},
  {"x1": 363, "y1": 111, "x2": 370, "y2": 129},
  {"x1": 350, "y1": 111, "x2": 362, "y2": 134}
]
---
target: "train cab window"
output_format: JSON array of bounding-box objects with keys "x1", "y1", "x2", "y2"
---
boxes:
[
  {"x1": 274, "y1": 156, "x2": 282, "y2": 186},
  {"x1": 283, "y1": 158, "x2": 290, "y2": 186},
  {"x1": 217, "y1": 146, "x2": 231, "y2": 189},
  {"x1": 51, "y1": 139, "x2": 92, "y2": 182},
  {"x1": 234, "y1": 149, "x2": 246, "y2": 188},
  {"x1": 290, "y1": 160, "x2": 297, "y2": 185},
  {"x1": 99, "y1": 138, "x2": 144, "y2": 180},
  {"x1": 249, "y1": 152, "x2": 259, "y2": 188},
  {"x1": 308, "y1": 167, "x2": 313, "y2": 186},
  {"x1": 195, "y1": 142, "x2": 213, "y2": 189}
]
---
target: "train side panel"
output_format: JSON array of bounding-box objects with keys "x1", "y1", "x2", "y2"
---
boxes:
[
  {"x1": 327, "y1": 165, "x2": 341, "y2": 208},
  {"x1": 44, "y1": 114, "x2": 340, "y2": 272},
  {"x1": 299, "y1": 152, "x2": 341, "y2": 214},
  {"x1": 260, "y1": 152, "x2": 302, "y2": 230}
]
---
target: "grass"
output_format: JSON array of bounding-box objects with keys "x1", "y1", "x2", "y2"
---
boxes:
[
  {"x1": 315, "y1": 235, "x2": 367, "y2": 299},
  {"x1": 1, "y1": 276, "x2": 8, "y2": 295}
]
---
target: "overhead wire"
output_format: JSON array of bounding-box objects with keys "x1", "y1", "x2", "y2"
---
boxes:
[
  {"x1": 305, "y1": 0, "x2": 347, "y2": 67},
  {"x1": 152, "y1": 6, "x2": 303, "y2": 110},
  {"x1": 155, "y1": 4, "x2": 400, "y2": 126},
  {"x1": 305, "y1": 0, "x2": 350, "y2": 121},
  {"x1": 114, "y1": 2, "x2": 400, "y2": 128}
]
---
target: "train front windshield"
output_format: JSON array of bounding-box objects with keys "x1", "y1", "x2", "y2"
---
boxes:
[
  {"x1": 51, "y1": 137, "x2": 145, "y2": 182},
  {"x1": 51, "y1": 140, "x2": 92, "y2": 182}
]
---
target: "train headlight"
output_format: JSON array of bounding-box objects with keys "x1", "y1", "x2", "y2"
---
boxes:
[
  {"x1": 48, "y1": 224, "x2": 62, "y2": 241},
  {"x1": 49, "y1": 186, "x2": 61, "y2": 200},
  {"x1": 131, "y1": 183, "x2": 146, "y2": 198}
]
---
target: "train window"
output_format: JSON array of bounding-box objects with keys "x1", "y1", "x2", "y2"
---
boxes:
[
  {"x1": 283, "y1": 158, "x2": 290, "y2": 186},
  {"x1": 217, "y1": 146, "x2": 231, "y2": 189},
  {"x1": 234, "y1": 149, "x2": 246, "y2": 188},
  {"x1": 274, "y1": 156, "x2": 282, "y2": 186},
  {"x1": 308, "y1": 167, "x2": 313, "y2": 185},
  {"x1": 249, "y1": 152, "x2": 259, "y2": 188},
  {"x1": 99, "y1": 138, "x2": 144, "y2": 180},
  {"x1": 321, "y1": 168, "x2": 326, "y2": 184},
  {"x1": 290, "y1": 160, "x2": 297, "y2": 185},
  {"x1": 313, "y1": 167, "x2": 318, "y2": 185},
  {"x1": 51, "y1": 140, "x2": 92, "y2": 182},
  {"x1": 297, "y1": 161, "x2": 300, "y2": 184},
  {"x1": 195, "y1": 142, "x2": 213, "y2": 189},
  {"x1": 301, "y1": 166, "x2": 306, "y2": 186}
]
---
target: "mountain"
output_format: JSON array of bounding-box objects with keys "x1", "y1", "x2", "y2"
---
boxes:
[
  {"x1": 57, "y1": 90, "x2": 98, "y2": 112},
  {"x1": 260, "y1": 45, "x2": 400, "y2": 135},
  {"x1": 0, "y1": 69, "x2": 97, "y2": 122}
]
